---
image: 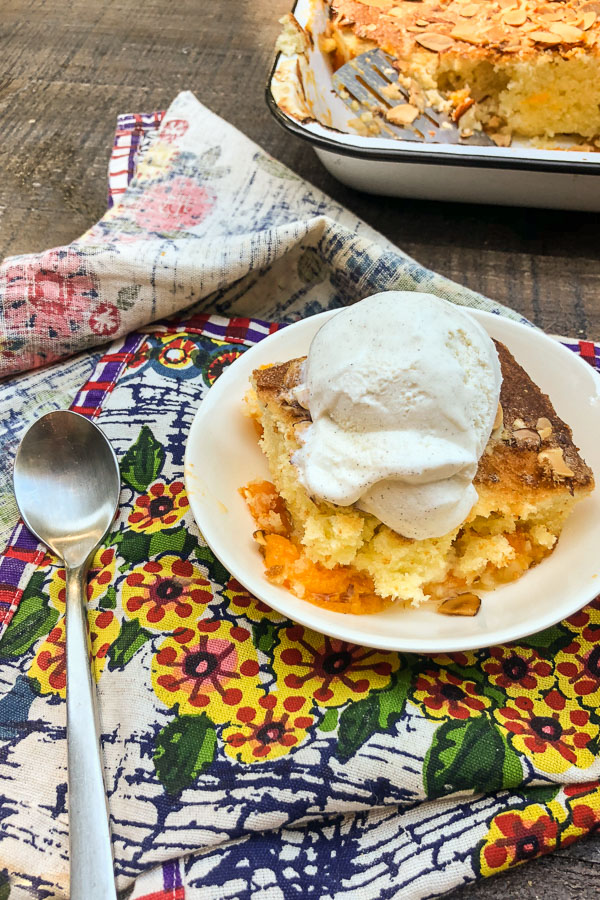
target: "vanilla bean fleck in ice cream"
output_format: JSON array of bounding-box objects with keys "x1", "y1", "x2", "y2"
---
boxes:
[{"x1": 292, "y1": 292, "x2": 502, "y2": 540}]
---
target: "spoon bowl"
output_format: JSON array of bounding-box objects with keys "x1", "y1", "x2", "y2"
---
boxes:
[
  {"x1": 14, "y1": 410, "x2": 120, "y2": 568},
  {"x1": 13, "y1": 409, "x2": 121, "y2": 900}
]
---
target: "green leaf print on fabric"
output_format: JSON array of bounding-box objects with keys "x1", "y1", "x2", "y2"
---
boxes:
[
  {"x1": 0, "y1": 870, "x2": 10, "y2": 900},
  {"x1": 0, "y1": 594, "x2": 59, "y2": 659},
  {"x1": 337, "y1": 693, "x2": 380, "y2": 762},
  {"x1": 111, "y1": 530, "x2": 153, "y2": 567},
  {"x1": 120, "y1": 425, "x2": 165, "y2": 493},
  {"x1": 154, "y1": 713, "x2": 217, "y2": 795},
  {"x1": 99, "y1": 585, "x2": 117, "y2": 610},
  {"x1": 253, "y1": 151, "x2": 301, "y2": 181},
  {"x1": 107, "y1": 619, "x2": 153, "y2": 671},
  {"x1": 520, "y1": 784, "x2": 561, "y2": 805},
  {"x1": 319, "y1": 709, "x2": 339, "y2": 733},
  {"x1": 148, "y1": 526, "x2": 198, "y2": 560},
  {"x1": 521, "y1": 624, "x2": 574, "y2": 655},
  {"x1": 252, "y1": 620, "x2": 279, "y2": 655},
  {"x1": 21, "y1": 569, "x2": 47, "y2": 603},
  {"x1": 111, "y1": 525, "x2": 198, "y2": 569},
  {"x1": 116, "y1": 284, "x2": 142, "y2": 311},
  {"x1": 337, "y1": 669, "x2": 410, "y2": 760},
  {"x1": 378, "y1": 667, "x2": 411, "y2": 729},
  {"x1": 424, "y1": 717, "x2": 523, "y2": 800}
]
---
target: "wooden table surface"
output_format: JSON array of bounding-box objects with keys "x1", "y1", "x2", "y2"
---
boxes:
[{"x1": 1, "y1": 1, "x2": 599, "y2": 896}]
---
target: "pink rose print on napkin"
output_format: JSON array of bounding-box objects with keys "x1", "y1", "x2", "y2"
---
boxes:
[
  {"x1": 127, "y1": 176, "x2": 216, "y2": 233},
  {"x1": 1, "y1": 247, "x2": 121, "y2": 372},
  {"x1": 3, "y1": 248, "x2": 104, "y2": 340}
]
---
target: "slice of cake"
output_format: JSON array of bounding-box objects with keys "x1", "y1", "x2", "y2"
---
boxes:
[
  {"x1": 243, "y1": 341, "x2": 594, "y2": 614},
  {"x1": 325, "y1": 0, "x2": 600, "y2": 144}
]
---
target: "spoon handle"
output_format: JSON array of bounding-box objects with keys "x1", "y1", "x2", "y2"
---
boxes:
[{"x1": 65, "y1": 564, "x2": 117, "y2": 900}]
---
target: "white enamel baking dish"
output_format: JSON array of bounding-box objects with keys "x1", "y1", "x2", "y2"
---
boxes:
[{"x1": 266, "y1": 0, "x2": 600, "y2": 210}]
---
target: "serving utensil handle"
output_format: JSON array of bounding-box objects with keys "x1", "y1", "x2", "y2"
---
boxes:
[{"x1": 65, "y1": 564, "x2": 117, "y2": 900}]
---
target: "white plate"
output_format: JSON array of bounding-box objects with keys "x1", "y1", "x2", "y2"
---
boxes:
[{"x1": 184, "y1": 309, "x2": 600, "y2": 653}]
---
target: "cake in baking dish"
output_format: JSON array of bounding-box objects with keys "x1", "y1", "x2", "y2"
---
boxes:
[
  {"x1": 242, "y1": 342, "x2": 594, "y2": 615},
  {"x1": 323, "y1": 0, "x2": 600, "y2": 144}
]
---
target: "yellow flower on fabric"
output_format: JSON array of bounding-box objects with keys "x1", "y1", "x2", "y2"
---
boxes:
[
  {"x1": 555, "y1": 635, "x2": 600, "y2": 711},
  {"x1": 272, "y1": 625, "x2": 399, "y2": 708},
  {"x1": 29, "y1": 610, "x2": 119, "y2": 698},
  {"x1": 89, "y1": 610, "x2": 120, "y2": 677},
  {"x1": 561, "y1": 784, "x2": 600, "y2": 847},
  {"x1": 223, "y1": 692, "x2": 313, "y2": 763},
  {"x1": 128, "y1": 480, "x2": 189, "y2": 533},
  {"x1": 48, "y1": 546, "x2": 116, "y2": 613},
  {"x1": 411, "y1": 668, "x2": 491, "y2": 720},
  {"x1": 564, "y1": 597, "x2": 600, "y2": 637},
  {"x1": 29, "y1": 620, "x2": 68, "y2": 696},
  {"x1": 480, "y1": 645, "x2": 554, "y2": 699},
  {"x1": 122, "y1": 555, "x2": 213, "y2": 631},
  {"x1": 494, "y1": 691, "x2": 598, "y2": 774},
  {"x1": 152, "y1": 619, "x2": 261, "y2": 723},
  {"x1": 479, "y1": 803, "x2": 561, "y2": 877},
  {"x1": 223, "y1": 577, "x2": 284, "y2": 624}
]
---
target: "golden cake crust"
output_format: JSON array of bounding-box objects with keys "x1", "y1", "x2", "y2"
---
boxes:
[
  {"x1": 330, "y1": 0, "x2": 600, "y2": 64},
  {"x1": 248, "y1": 338, "x2": 594, "y2": 607},
  {"x1": 254, "y1": 340, "x2": 594, "y2": 494}
]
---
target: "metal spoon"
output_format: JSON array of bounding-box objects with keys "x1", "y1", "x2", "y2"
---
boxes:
[{"x1": 13, "y1": 410, "x2": 120, "y2": 900}]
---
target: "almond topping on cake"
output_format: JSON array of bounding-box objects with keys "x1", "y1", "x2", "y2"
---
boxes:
[{"x1": 326, "y1": 0, "x2": 600, "y2": 143}]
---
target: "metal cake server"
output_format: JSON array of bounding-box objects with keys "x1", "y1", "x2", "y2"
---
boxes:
[
  {"x1": 13, "y1": 410, "x2": 120, "y2": 900},
  {"x1": 332, "y1": 48, "x2": 493, "y2": 145}
]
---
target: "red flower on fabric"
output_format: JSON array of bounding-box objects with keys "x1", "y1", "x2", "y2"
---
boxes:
[
  {"x1": 480, "y1": 805, "x2": 559, "y2": 876},
  {"x1": 205, "y1": 349, "x2": 244, "y2": 385},
  {"x1": 481, "y1": 646, "x2": 554, "y2": 697},
  {"x1": 89, "y1": 302, "x2": 120, "y2": 337},
  {"x1": 48, "y1": 546, "x2": 116, "y2": 614},
  {"x1": 412, "y1": 669, "x2": 490, "y2": 720},
  {"x1": 29, "y1": 611, "x2": 119, "y2": 697},
  {"x1": 565, "y1": 597, "x2": 600, "y2": 636},
  {"x1": 561, "y1": 783, "x2": 600, "y2": 846},
  {"x1": 495, "y1": 691, "x2": 598, "y2": 773},
  {"x1": 129, "y1": 176, "x2": 215, "y2": 232},
  {"x1": 431, "y1": 651, "x2": 477, "y2": 668},
  {"x1": 152, "y1": 619, "x2": 261, "y2": 722},
  {"x1": 126, "y1": 339, "x2": 152, "y2": 370},
  {"x1": 223, "y1": 693, "x2": 313, "y2": 763},
  {"x1": 273, "y1": 626, "x2": 399, "y2": 707},
  {"x1": 563, "y1": 781, "x2": 600, "y2": 799},
  {"x1": 556, "y1": 636, "x2": 600, "y2": 709},
  {"x1": 223, "y1": 577, "x2": 283, "y2": 624},
  {"x1": 3, "y1": 248, "x2": 101, "y2": 339},
  {"x1": 157, "y1": 337, "x2": 197, "y2": 371},
  {"x1": 159, "y1": 119, "x2": 189, "y2": 144},
  {"x1": 33, "y1": 623, "x2": 67, "y2": 693},
  {"x1": 123, "y1": 555, "x2": 212, "y2": 631},
  {"x1": 128, "y1": 481, "x2": 189, "y2": 533}
]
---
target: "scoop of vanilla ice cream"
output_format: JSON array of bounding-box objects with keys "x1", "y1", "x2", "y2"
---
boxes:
[{"x1": 292, "y1": 292, "x2": 502, "y2": 540}]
